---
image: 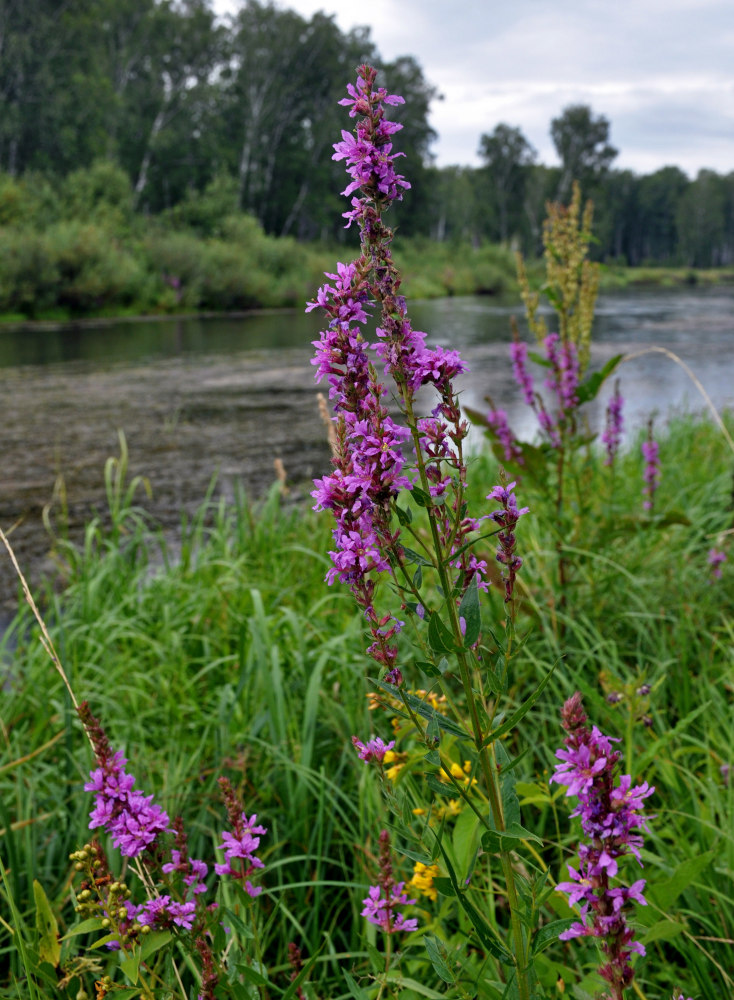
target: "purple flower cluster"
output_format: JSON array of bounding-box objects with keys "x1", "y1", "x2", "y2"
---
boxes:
[
  {"x1": 487, "y1": 482, "x2": 529, "y2": 602},
  {"x1": 602, "y1": 382, "x2": 624, "y2": 466},
  {"x1": 641, "y1": 437, "x2": 660, "y2": 511},
  {"x1": 334, "y1": 75, "x2": 410, "y2": 207},
  {"x1": 137, "y1": 895, "x2": 197, "y2": 931},
  {"x1": 707, "y1": 547, "x2": 726, "y2": 580},
  {"x1": 551, "y1": 693, "x2": 654, "y2": 997},
  {"x1": 79, "y1": 702, "x2": 169, "y2": 858},
  {"x1": 310, "y1": 64, "x2": 474, "y2": 668},
  {"x1": 543, "y1": 334, "x2": 580, "y2": 412},
  {"x1": 216, "y1": 777, "x2": 266, "y2": 898},
  {"x1": 361, "y1": 829, "x2": 418, "y2": 934},
  {"x1": 352, "y1": 735, "x2": 395, "y2": 764}
]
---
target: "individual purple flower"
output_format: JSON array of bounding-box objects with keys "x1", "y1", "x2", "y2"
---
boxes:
[
  {"x1": 361, "y1": 829, "x2": 418, "y2": 934},
  {"x1": 510, "y1": 340, "x2": 535, "y2": 405},
  {"x1": 78, "y1": 702, "x2": 170, "y2": 859},
  {"x1": 352, "y1": 735, "x2": 395, "y2": 764},
  {"x1": 641, "y1": 438, "x2": 660, "y2": 511},
  {"x1": 487, "y1": 481, "x2": 529, "y2": 602},
  {"x1": 602, "y1": 381, "x2": 624, "y2": 466},
  {"x1": 216, "y1": 778, "x2": 266, "y2": 898},
  {"x1": 551, "y1": 693, "x2": 654, "y2": 999},
  {"x1": 708, "y1": 547, "x2": 726, "y2": 580}
]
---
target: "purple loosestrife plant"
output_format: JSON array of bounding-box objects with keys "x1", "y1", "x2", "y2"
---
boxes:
[
  {"x1": 73, "y1": 703, "x2": 270, "y2": 998},
  {"x1": 552, "y1": 692, "x2": 654, "y2": 999},
  {"x1": 310, "y1": 64, "x2": 538, "y2": 1000}
]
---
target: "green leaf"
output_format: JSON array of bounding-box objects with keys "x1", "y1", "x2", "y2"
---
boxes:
[
  {"x1": 413, "y1": 564, "x2": 423, "y2": 589},
  {"x1": 428, "y1": 611, "x2": 458, "y2": 654},
  {"x1": 433, "y1": 877, "x2": 456, "y2": 898},
  {"x1": 452, "y1": 809, "x2": 482, "y2": 880},
  {"x1": 429, "y1": 829, "x2": 513, "y2": 964},
  {"x1": 647, "y1": 851, "x2": 715, "y2": 911},
  {"x1": 415, "y1": 657, "x2": 442, "y2": 678},
  {"x1": 395, "y1": 503, "x2": 412, "y2": 526},
  {"x1": 385, "y1": 976, "x2": 445, "y2": 998},
  {"x1": 394, "y1": 845, "x2": 435, "y2": 866},
  {"x1": 458, "y1": 575, "x2": 481, "y2": 646},
  {"x1": 140, "y1": 930, "x2": 171, "y2": 962},
  {"x1": 411, "y1": 486, "x2": 433, "y2": 508},
  {"x1": 90, "y1": 933, "x2": 121, "y2": 950},
  {"x1": 33, "y1": 881, "x2": 60, "y2": 968},
  {"x1": 402, "y1": 546, "x2": 434, "y2": 567},
  {"x1": 237, "y1": 963, "x2": 270, "y2": 987},
  {"x1": 424, "y1": 934, "x2": 456, "y2": 984},
  {"x1": 343, "y1": 970, "x2": 370, "y2": 1000},
  {"x1": 424, "y1": 748, "x2": 441, "y2": 767},
  {"x1": 62, "y1": 917, "x2": 105, "y2": 940},
  {"x1": 640, "y1": 919, "x2": 686, "y2": 945},
  {"x1": 119, "y1": 947, "x2": 141, "y2": 986},
  {"x1": 531, "y1": 919, "x2": 577, "y2": 954},
  {"x1": 575, "y1": 354, "x2": 623, "y2": 404},
  {"x1": 482, "y1": 661, "x2": 558, "y2": 746},
  {"x1": 378, "y1": 683, "x2": 470, "y2": 740},
  {"x1": 425, "y1": 773, "x2": 457, "y2": 799},
  {"x1": 482, "y1": 823, "x2": 543, "y2": 853}
]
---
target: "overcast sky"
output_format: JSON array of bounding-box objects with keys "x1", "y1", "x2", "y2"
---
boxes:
[{"x1": 212, "y1": 0, "x2": 734, "y2": 178}]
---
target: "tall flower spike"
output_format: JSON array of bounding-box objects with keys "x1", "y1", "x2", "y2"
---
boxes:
[
  {"x1": 487, "y1": 481, "x2": 529, "y2": 602},
  {"x1": 361, "y1": 829, "x2": 418, "y2": 934},
  {"x1": 551, "y1": 692, "x2": 654, "y2": 999},
  {"x1": 215, "y1": 777, "x2": 267, "y2": 898},
  {"x1": 641, "y1": 426, "x2": 660, "y2": 511},
  {"x1": 78, "y1": 702, "x2": 169, "y2": 858},
  {"x1": 310, "y1": 64, "x2": 473, "y2": 667},
  {"x1": 602, "y1": 381, "x2": 624, "y2": 466}
]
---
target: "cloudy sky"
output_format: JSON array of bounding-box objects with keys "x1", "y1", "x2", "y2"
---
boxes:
[{"x1": 212, "y1": 0, "x2": 734, "y2": 178}]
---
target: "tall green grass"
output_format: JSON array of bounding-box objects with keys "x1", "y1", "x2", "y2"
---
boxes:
[{"x1": 1, "y1": 412, "x2": 732, "y2": 997}]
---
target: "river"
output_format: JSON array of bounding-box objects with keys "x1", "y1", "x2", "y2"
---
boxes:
[{"x1": 2, "y1": 286, "x2": 733, "y2": 610}]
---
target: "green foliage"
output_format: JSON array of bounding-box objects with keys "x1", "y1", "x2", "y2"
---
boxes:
[{"x1": 0, "y1": 409, "x2": 732, "y2": 997}]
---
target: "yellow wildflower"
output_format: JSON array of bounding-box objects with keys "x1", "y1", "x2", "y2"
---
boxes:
[{"x1": 409, "y1": 862, "x2": 441, "y2": 902}]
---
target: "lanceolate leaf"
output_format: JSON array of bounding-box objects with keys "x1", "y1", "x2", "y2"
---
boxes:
[
  {"x1": 458, "y1": 575, "x2": 481, "y2": 646},
  {"x1": 575, "y1": 354, "x2": 623, "y2": 404},
  {"x1": 33, "y1": 880, "x2": 60, "y2": 968}
]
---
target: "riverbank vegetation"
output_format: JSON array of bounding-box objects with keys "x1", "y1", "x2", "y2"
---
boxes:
[
  {"x1": 2, "y1": 0, "x2": 734, "y2": 323},
  {"x1": 1, "y1": 408, "x2": 732, "y2": 999}
]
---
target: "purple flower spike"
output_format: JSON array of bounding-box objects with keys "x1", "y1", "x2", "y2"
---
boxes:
[
  {"x1": 487, "y1": 481, "x2": 529, "y2": 602},
  {"x1": 216, "y1": 778, "x2": 267, "y2": 897},
  {"x1": 708, "y1": 547, "x2": 726, "y2": 580},
  {"x1": 361, "y1": 830, "x2": 418, "y2": 934},
  {"x1": 641, "y1": 432, "x2": 660, "y2": 511},
  {"x1": 78, "y1": 702, "x2": 170, "y2": 859},
  {"x1": 602, "y1": 381, "x2": 624, "y2": 466},
  {"x1": 510, "y1": 340, "x2": 535, "y2": 405},
  {"x1": 551, "y1": 692, "x2": 654, "y2": 996}
]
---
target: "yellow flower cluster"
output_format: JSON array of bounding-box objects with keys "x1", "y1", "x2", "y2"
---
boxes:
[{"x1": 409, "y1": 861, "x2": 441, "y2": 901}]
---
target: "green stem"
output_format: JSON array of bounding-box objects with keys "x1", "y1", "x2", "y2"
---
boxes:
[{"x1": 400, "y1": 391, "x2": 531, "y2": 1000}]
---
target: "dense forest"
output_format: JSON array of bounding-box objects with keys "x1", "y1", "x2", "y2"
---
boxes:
[{"x1": 1, "y1": 0, "x2": 733, "y2": 268}]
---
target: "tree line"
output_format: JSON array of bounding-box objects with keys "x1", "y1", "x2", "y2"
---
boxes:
[{"x1": 1, "y1": 0, "x2": 732, "y2": 266}]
